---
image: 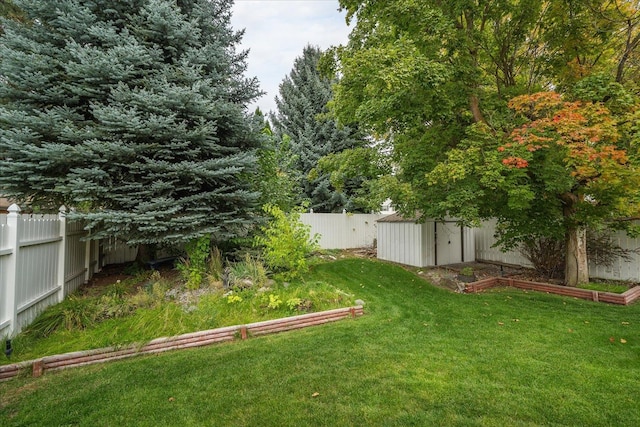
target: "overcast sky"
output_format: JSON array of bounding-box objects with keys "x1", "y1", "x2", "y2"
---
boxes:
[{"x1": 231, "y1": 0, "x2": 352, "y2": 115}]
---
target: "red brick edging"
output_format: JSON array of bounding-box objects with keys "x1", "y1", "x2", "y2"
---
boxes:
[
  {"x1": 465, "y1": 277, "x2": 640, "y2": 305},
  {"x1": 0, "y1": 305, "x2": 364, "y2": 382}
]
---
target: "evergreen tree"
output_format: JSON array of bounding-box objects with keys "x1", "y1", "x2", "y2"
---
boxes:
[
  {"x1": 0, "y1": 0, "x2": 262, "y2": 245},
  {"x1": 272, "y1": 45, "x2": 365, "y2": 213}
]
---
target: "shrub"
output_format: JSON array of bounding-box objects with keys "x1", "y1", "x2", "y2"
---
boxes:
[
  {"x1": 255, "y1": 204, "x2": 320, "y2": 280},
  {"x1": 519, "y1": 231, "x2": 639, "y2": 280}
]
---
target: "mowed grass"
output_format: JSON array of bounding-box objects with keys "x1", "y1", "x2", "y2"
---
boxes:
[{"x1": 1, "y1": 258, "x2": 639, "y2": 426}]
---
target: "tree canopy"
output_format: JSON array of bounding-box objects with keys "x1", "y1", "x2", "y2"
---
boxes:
[
  {"x1": 328, "y1": 0, "x2": 640, "y2": 285},
  {"x1": 272, "y1": 44, "x2": 367, "y2": 212},
  {"x1": 0, "y1": 0, "x2": 262, "y2": 245}
]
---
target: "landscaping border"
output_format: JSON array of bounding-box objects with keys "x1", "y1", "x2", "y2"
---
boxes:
[
  {"x1": 465, "y1": 277, "x2": 640, "y2": 305},
  {"x1": 0, "y1": 305, "x2": 364, "y2": 382}
]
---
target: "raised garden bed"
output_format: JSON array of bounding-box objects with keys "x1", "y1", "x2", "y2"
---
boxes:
[
  {"x1": 0, "y1": 305, "x2": 364, "y2": 382},
  {"x1": 465, "y1": 277, "x2": 640, "y2": 305}
]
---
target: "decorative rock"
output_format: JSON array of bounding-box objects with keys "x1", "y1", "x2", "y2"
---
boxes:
[{"x1": 355, "y1": 299, "x2": 365, "y2": 306}]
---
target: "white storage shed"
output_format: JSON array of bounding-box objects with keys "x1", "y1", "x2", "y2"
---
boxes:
[{"x1": 376, "y1": 213, "x2": 475, "y2": 267}]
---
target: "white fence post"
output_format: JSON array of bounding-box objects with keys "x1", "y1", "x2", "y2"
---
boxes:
[
  {"x1": 57, "y1": 205, "x2": 67, "y2": 302},
  {"x1": 4, "y1": 204, "x2": 20, "y2": 337},
  {"x1": 84, "y1": 235, "x2": 92, "y2": 283}
]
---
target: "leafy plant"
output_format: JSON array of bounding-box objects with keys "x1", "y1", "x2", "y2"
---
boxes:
[
  {"x1": 267, "y1": 294, "x2": 282, "y2": 310},
  {"x1": 460, "y1": 267, "x2": 474, "y2": 276},
  {"x1": 177, "y1": 235, "x2": 211, "y2": 290},
  {"x1": 255, "y1": 204, "x2": 319, "y2": 280}
]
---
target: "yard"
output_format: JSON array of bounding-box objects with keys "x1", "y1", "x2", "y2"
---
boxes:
[{"x1": 1, "y1": 258, "x2": 639, "y2": 426}]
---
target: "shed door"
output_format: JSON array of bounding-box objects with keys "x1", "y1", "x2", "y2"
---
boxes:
[{"x1": 436, "y1": 222, "x2": 462, "y2": 265}]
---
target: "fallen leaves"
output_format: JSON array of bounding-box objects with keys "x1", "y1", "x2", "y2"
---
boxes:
[
  {"x1": 609, "y1": 337, "x2": 628, "y2": 344},
  {"x1": 312, "y1": 392, "x2": 320, "y2": 398}
]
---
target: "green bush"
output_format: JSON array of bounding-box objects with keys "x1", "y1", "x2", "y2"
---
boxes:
[{"x1": 255, "y1": 205, "x2": 320, "y2": 280}]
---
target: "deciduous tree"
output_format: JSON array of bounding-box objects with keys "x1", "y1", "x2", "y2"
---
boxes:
[{"x1": 328, "y1": 0, "x2": 640, "y2": 285}]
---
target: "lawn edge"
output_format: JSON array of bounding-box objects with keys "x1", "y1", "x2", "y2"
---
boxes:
[{"x1": 0, "y1": 305, "x2": 364, "y2": 382}]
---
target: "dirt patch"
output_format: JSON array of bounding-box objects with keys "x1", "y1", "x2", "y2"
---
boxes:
[{"x1": 412, "y1": 262, "x2": 540, "y2": 292}]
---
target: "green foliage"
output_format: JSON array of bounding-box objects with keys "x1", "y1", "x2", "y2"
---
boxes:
[
  {"x1": 266, "y1": 294, "x2": 282, "y2": 310},
  {"x1": 254, "y1": 205, "x2": 319, "y2": 280},
  {"x1": 177, "y1": 235, "x2": 211, "y2": 290},
  {"x1": 4, "y1": 261, "x2": 355, "y2": 364},
  {"x1": 328, "y1": 0, "x2": 640, "y2": 284},
  {"x1": 577, "y1": 282, "x2": 633, "y2": 294},
  {"x1": 312, "y1": 144, "x2": 393, "y2": 212},
  {"x1": 26, "y1": 296, "x2": 97, "y2": 338},
  {"x1": 207, "y1": 246, "x2": 224, "y2": 284},
  {"x1": 227, "y1": 252, "x2": 268, "y2": 289},
  {"x1": 0, "y1": 0, "x2": 262, "y2": 244},
  {"x1": 272, "y1": 44, "x2": 367, "y2": 212},
  {"x1": 253, "y1": 115, "x2": 299, "y2": 211}
]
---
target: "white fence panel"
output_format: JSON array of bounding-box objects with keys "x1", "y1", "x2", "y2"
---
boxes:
[
  {"x1": 474, "y1": 220, "x2": 532, "y2": 267},
  {"x1": 589, "y1": 226, "x2": 640, "y2": 281},
  {"x1": 476, "y1": 219, "x2": 640, "y2": 281},
  {"x1": 0, "y1": 205, "x2": 102, "y2": 338},
  {"x1": 65, "y1": 220, "x2": 90, "y2": 296},
  {"x1": 14, "y1": 213, "x2": 63, "y2": 334},
  {"x1": 101, "y1": 237, "x2": 138, "y2": 265},
  {"x1": 300, "y1": 213, "x2": 384, "y2": 249},
  {"x1": 0, "y1": 222, "x2": 10, "y2": 337}
]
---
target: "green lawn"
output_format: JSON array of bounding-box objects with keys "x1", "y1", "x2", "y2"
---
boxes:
[{"x1": 2, "y1": 258, "x2": 639, "y2": 426}]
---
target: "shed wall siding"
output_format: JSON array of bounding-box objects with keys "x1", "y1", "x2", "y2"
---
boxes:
[{"x1": 377, "y1": 222, "x2": 427, "y2": 267}]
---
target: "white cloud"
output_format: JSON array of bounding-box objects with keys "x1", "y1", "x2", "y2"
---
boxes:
[{"x1": 231, "y1": 0, "x2": 352, "y2": 114}]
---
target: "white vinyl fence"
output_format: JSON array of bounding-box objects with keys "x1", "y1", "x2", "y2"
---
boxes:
[
  {"x1": 0, "y1": 204, "x2": 101, "y2": 338},
  {"x1": 475, "y1": 219, "x2": 640, "y2": 282},
  {"x1": 300, "y1": 213, "x2": 386, "y2": 249}
]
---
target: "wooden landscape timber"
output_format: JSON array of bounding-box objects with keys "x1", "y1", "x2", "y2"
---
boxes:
[
  {"x1": 0, "y1": 306, "x2": 364, "y2": 382},
  {"x1": 465, "y1": 277, "x2": 640, "y2": 305}
]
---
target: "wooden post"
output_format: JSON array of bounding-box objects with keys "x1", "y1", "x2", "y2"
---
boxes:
[
  {"x1": 32, "y1": 360, "x2": 44, "y2": 377},
  {"x1": 4, "y1": 204, "x2": 20, "y2": 337},
  {"x1": 57, "y1": 206, "x2": 67, "y2": 303}
]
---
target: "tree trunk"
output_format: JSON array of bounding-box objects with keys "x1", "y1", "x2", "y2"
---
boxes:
[
  {"x1": 564, "y1": 226, "x2": 588, "y2": 287},
  {"x1": 135, "y1": 243, "x2": 156, "y2": 267},
  {"x1": 469, "y1": 93, "x2": 486, "y2": 124}
]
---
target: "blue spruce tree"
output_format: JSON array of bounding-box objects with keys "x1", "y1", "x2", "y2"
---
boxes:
[
  {"x1": 0, "y1": 0, "x2": 262, "y2": 247},
  {"x1": 273, "y1": 45, "x2": 366, "y2": 212}
]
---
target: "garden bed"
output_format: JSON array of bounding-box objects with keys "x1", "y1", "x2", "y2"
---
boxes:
[{"x1": 465, "y1": 276, "x2": 640, "y2": 305}]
